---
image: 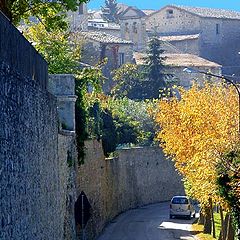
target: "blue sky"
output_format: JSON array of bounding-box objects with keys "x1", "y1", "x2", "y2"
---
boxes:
[{"x1": 88, "y1": 0, "x2": 240, "y2": 11}]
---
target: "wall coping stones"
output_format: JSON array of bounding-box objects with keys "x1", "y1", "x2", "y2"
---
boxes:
[{"x1": 59, "y1": 130, "x2": 76, "y2": 136}]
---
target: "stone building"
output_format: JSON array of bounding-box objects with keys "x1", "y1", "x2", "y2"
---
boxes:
[
  {"x1": 80, "y1": 31, "x2": 134, "y2": 92},
  {"x1": 146, "y1": 5, "x2": 240, "y2": 76},
  {"x1": 67, "y1": 3, "x2": 88, "y2": 31},
  {"x1": 133, "y1": 52, "x2": 222, "y2": 89},
  {"x1": 119, "y1": 6, "x2": 147, "y2": 51},
  {"x1": 87, "y1": 19, "x2": 121, "y2": 37}
]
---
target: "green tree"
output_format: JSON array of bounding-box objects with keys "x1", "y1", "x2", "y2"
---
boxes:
[
  {"x1": 24, "y1": 23, "x2": 104, "y2": 164},
  {"x1": 100, "y1": 96, "x2": 156, "y2": 156},
  {"x1": 102, "y1": 0, "x2": 119, "y2": 23},
  {"x1": 1, "y1": 0, "x2": 88, "y2": 29},
  {"x1": 111, "y1": 63, "x2": 144, "y2": 99},
  {"x1": 143, "y1": 37, "x2": 169, "y2": 99},
  {"x1": 24, "y1": 24, "x2": 82, "y2": 73}
]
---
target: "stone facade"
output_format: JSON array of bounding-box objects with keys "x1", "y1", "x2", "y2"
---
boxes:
[
  {"x1": 68, "y1": 3, "x2": 88, "y2": 31},
  {"x1": 48, "y1": 74, "x2": 77, "y2": 131},
  {"x1": 0, "y1": 64, "x2": 62, "y2": 240},
  {"x1": 80, "y1": 32, "x2": 134, "y2": 92},
  {"x1": 76, "y1": 140, "x2": 185, "y2": 240},
  {"x1": 119, "y1": 7, "x2": 147, "y2": 51},
  {"x1": 0, "y1": 55, "x2": 78, "y2": 240},
  {"x1": 159, "y1": 34, "x2": 200, "y2": 55},
  {"x1": 146, "y1": 5, "x2": 240, "y2": 76}
]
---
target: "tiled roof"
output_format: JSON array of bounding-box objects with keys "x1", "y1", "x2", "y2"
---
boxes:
[
  {"x1": 159, "y1": 34, "x2": 200, "y2": 42},
  {"x1": 119, "y1": 6, "x2": 146, "y2": 19},
  {"x1": 133, "y1": 52, "x2": 221, "y2": 67},
  {"x1": 169, "y1": 5, "x2": 240, "y2": 20},
  {"x1": 81, "y1": 31, "x2": 133, "y2": 44}
]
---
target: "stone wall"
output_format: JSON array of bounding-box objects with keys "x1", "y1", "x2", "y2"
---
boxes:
[
  {"x1": 146, "y1": 7, "x2": 201, "y2": 35},
  {"x1": 167, "y1": 66, "x2": 222, "y2": 89},
  {"x1": 81, "y1": 40, "x2": 133, "y2": 93},
  {"x1": 76, "y1": 140, "x2": 185, "y2": 240},
  {"x1": 58, "y1": 133, "x2": 78, "y2": 240},
  {"x1": 120, "y1": 18, "x2": 147, "y2": 51},
  {"x1": 48, "y1": 74, "x2": 77, "y2": 131},
  {"x1": 170, "y1": 38, "x2": 200, "y2": 55},
  {"x1": 0, "y1": 64, "x2": 63, "y2": 239},
  {"x1": 146, "y1": 6, "x2": 240, "y2": 76}
]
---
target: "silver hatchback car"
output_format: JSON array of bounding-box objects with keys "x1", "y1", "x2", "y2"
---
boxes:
[{"x1": 170, "y1": 196, "x2": 195, "y2": 219}]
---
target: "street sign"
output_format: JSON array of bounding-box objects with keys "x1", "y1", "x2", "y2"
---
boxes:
[{"x1": 75, "y1": 191, "x2": 92, "y2": 228}]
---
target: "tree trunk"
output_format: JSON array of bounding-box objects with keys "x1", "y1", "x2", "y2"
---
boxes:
[
  {"x1": 198, "y1": 208, "x2": 205, "y2": 225},
  {"x1": 218, "y1": 206, "x2": 226, "y2": 240},
  {"x1": 204, "y1": 206, "x2": 212, "y2": 234},
  {"x1": 209, "y1": 199, "x2": 216, "y2": 238},
  {"x1": 225, "y1": 213, "x2": 234, "y2": 240}
]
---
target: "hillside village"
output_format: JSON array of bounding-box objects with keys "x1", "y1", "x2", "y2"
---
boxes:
[{"x1": 67, "y1": 2, "x2": 240, "y2": 91}]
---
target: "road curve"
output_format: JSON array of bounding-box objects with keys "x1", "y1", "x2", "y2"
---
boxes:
[{"x1": 97, "y1": 202, "x2": 196, "y2": 240}]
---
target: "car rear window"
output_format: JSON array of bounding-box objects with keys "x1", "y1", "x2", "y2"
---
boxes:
[{"x1": 171, "y1": 197, "x2": 189, "y2": 204}]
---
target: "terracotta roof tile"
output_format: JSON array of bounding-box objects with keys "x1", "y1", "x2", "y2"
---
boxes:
[
  {"x1": 133, "y1": 52, "x2": 221, "y2": 67},
  {"x1": 159, "y1": 34, "x2": 200, "y2": 42},
  {"x1": 169, "y1": 5, "x2": 240, "y2": 20},
  {"x1": 81, "y1": 31, "x2": 133, "y2": 44}
]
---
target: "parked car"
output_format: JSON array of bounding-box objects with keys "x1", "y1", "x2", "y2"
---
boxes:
[{"x1": 169, "y1": 196, "x2": 196, "y2": 219}]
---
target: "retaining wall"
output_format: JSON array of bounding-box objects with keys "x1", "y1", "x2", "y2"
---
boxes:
[{"x1": 77, "y1": 140, "x2": 185, "y2": 239}]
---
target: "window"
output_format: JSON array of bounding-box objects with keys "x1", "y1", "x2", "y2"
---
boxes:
[
  {"x1": 119, "y1": 53, "x2": 125, "y2": 66},
  {"x1": 171, "y1": 197, "x2": 189, "y2": 204},
  {"x1": 216, "y1": 23, "x2": 220, "y2": 34},
  {"x1": 133, "y1": 22, "x2": 138, "y2": 33},
  {"x1": 125, "y1": 22, "x2": 129, "y2": 32},
  {"x1": 166, "y1": 9, "x2": 174, "y2": 18}
]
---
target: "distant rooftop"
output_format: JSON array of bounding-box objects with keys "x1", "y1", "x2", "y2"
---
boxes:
[
  {"x1": 81, "y1": 31, "x2": 132, "y2": 44},
  {"x1": 142, "y1": 9, "x2": 156, "y2": 16},
  {"x1": 162, "y1": 5, "x2": 240, "y2": 20},
  {"x1": 159, "y1": 34, "x2": 200, "y2": 42},
  {"x1": 133, "y1": 52, "x2": 221, "y2": 67}
]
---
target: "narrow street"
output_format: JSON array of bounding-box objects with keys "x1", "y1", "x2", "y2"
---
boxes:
[{"x1": 97, "y1": 202, "x2": 197, "y2": 240}]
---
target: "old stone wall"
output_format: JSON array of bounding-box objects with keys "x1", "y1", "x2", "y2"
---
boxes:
[
  {"x1": 76, "y1": 140, "x2": 185, "y2": 240},
  {"x1": 146, "y1": 7, "x2": 201, "y2": 35},
  {"x1": 170, "y1": 38, "x2": 200, "y2": 55},
  {"x1": 145, "y1": 6, "x2": 240, "y2": 76},
  {"x1": 199, "y1": 18, "x2": 240, "y2": 75},
  {"x1": 58, "y1": 133, "x2": 78, "y2": 240},
  {"x1": 167, "y1": 66, "x2": 222, "y2": 89},
  {"x1": 0, "y1": 64, "x2": 64, "y2": 239},
  {"x1": 120, "y1": 18, "x2": 147, "y2": 50}
]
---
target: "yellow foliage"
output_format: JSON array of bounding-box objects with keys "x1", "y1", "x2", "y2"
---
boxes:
[{"x1": 154, "y1": 83, "x2": 239, "y2": 204}]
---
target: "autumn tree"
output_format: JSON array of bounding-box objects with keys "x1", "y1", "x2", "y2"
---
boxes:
[{"x1": 153, "y1": 82, "x2": 239, "y2": 236}]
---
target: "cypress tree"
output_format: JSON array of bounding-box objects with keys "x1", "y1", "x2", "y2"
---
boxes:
[
  {"x1": 143, "y1": 37, "x2": 169, "y2": 99},
  {"x1": 102, "y1": 0, "x2": 119, "y2": 23}
]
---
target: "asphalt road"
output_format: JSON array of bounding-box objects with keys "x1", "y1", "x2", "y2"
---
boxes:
[{"x1": 97, "y1": 202, "x2": 197, "y2": 240}]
